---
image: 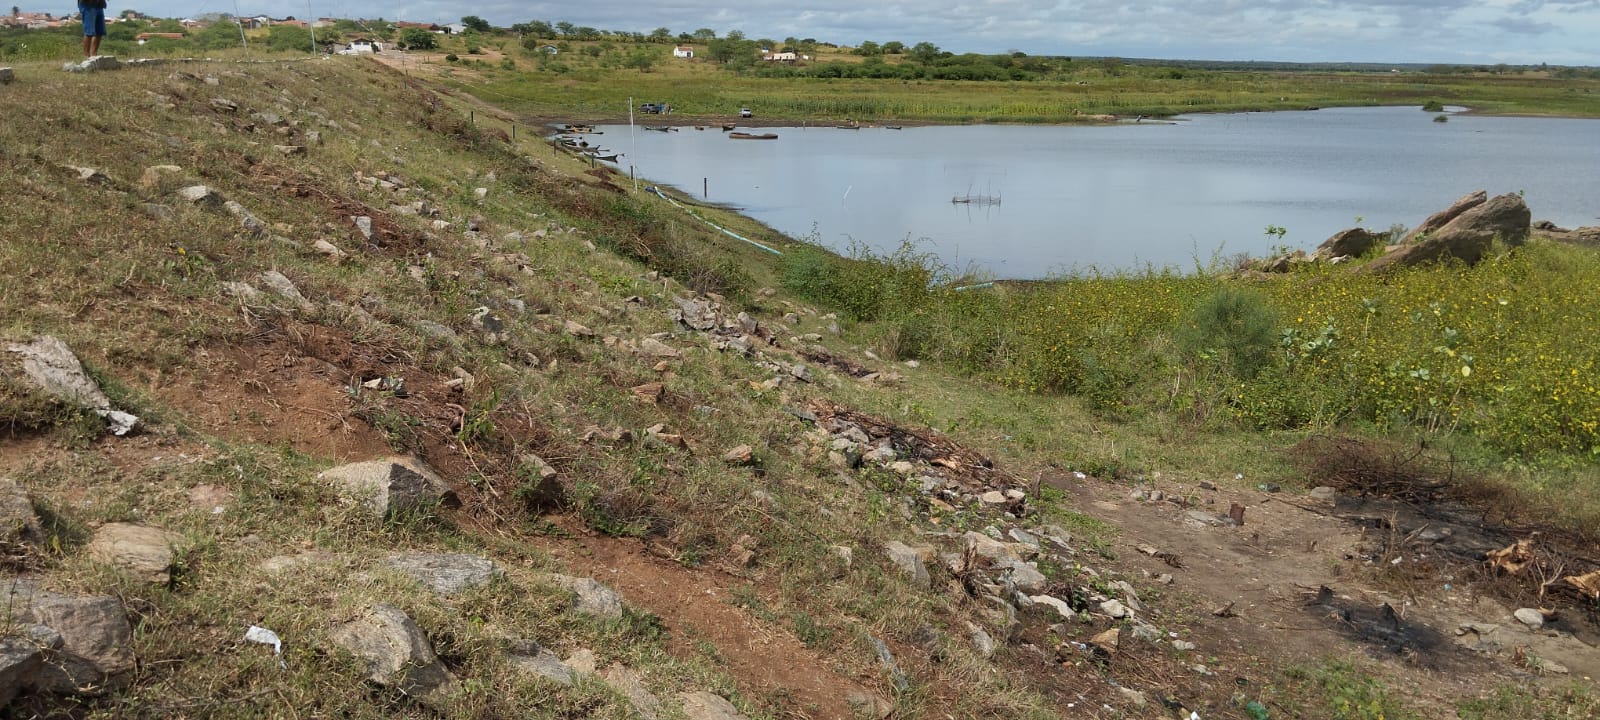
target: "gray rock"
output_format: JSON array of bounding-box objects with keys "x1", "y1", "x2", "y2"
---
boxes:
[
  {"x1": 602, "y1": 665, "x2": 662, "y2": 719},
  {"x1": 638, "y1": 337, "x2": 681, "y2": 358},
  {"x1": 0, "y1": 67, "x2": 13, "y2": 85},
  {"x1": 868, "y1": 635, "x2": 909, "y2": 691},
  {"x1": 256, "y1": 270, "x2": 312, "y2": 311},
  {"x1": 1185, "y1": 509, "x2": 1232, "y2": 527},
  {"x1": 3, "y1": 580, "x2": 135, "y2": 692},
  {"x1": 4, "y1": 335, "x2": 139, "y2": 435},
  {"x1": 1028, "y1": 594, "x2": 1075, "y2": 619},
  {"x1": 678, "y1": 691, "x2": 748, "y2": 720},
  {"x1": 965, "y1": 621, "x2": 996, "y2": 657},
  {"x1": 1111, "y1": 580, "x2": 1143, "y2": 612},
  {"x1": 848, "y1": 689, "x2": 895, "y2": 719},
  {"x1": 1372, "y1": 192, "x2": 1530, "y2": 271},
  {"x1": 219, "y1": 281, "x2": 263, "y2": 303},
  {"x1": 0, "y1": 477, "x2": 40, "y2": 545},
  {"x1": 1513, "y1": 607, "x2": 1545, "y2": 631},
  {"x1": 63, "y1": 55, "x2": 121, "y2": 73},
  {"x1": 545, "y1": 574, "x2": 624, "y2": 619},
  {"x1": 508, "y1": 643, "x2": 575, "y2": 685},
  {"x1": 1116, "y1": 686, "x2": 1148, "y2": 708},
  {"x1": 1309, "y1": 486, "x2": 1337, "y2": 501},
  {"x1": 174, "y1": 184, "x2": 222, "y2": 207},
  {"x1": 1132, "y1": 622, "x2": 1162, "y2": 643},
  {"x1": 352, "y1": 215, "x2": 373, "y2": 241},
  {"x1": 273, "y1": 144, "x2": 305, "y2": 156},
  {"x1": 883, "y1": 540, "x2": 930, "y2": 589},
  {"x1": 1099, "y1": 599, "x2": 1131, "y2": 619},
  {"x1": 998, "y1": 560, "x2": 1048, "y2": 594},
  {"x1": 329, "y1": 604, "x2": 458, "y2": 702},
  {"x1": 209, "y1": 97, "x2": 237, "y2": 111},
  {"x1": 86, "y1": 523, "x2": 181, "y2": 584},
  {"x1": 1172, "y1": 639, "x2": 1197, "y2": 651},
  {"x1": 0, "y1": 635, "x2": 45, "y2": 705},
  {"x1": 385, "y1": 553, "x2": 501, "y2": 596},
  {"x1": 319, "y1": 456, "x2": 456, "y2": 519},
  {"x1": 964, "y1": 531, "x2": 1023, "y2": 562},
  {"x1": 313, "y1": 239, "x2": 347, "y2": 263},
  {"x1": 1315, "y1": 227, "x2": 1386, "y2": 259},
  {"x1": 222, "y1": 200, "x2": 264, "y2": 234},
  {"x1": 416, "y1": 320, "x2": 457, "y2": 343},
  {"x1": 1403, "y1": 190, "x2": 1487, "y2": 243},
  {"x1": 138, "y1": 203, "x2": 175, "y2": 221}
]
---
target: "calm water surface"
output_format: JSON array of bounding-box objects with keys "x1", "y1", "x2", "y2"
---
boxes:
[{"x1": 600, "y1": 108, "x2": 1600, "y2": 277}]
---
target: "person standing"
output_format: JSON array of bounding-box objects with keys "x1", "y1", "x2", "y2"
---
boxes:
[{"x1": 79, "y1": 0, "x2": 106, "y2": 57}]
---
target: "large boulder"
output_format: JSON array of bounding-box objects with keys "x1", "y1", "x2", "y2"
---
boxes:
[
  {"x1": 3, "y1": 580, "x2": 136, "y2": 693},
  {"x1": 329, "y1": 604, "x2": 458, "y2": 702},
  {"x1": 87, "y1": 523, "x2": 183, "y2": 584},
  {"x1": 883, "y1": 540, "x2": 931, "y2": 589},
  {"x1": 1314, "y1": 227, "x2": 1386, "y2": 259},
  {"x1": 1402, "y1": 190, "x2": 1487, "y2": 243},
  {"x1": 0, "y1": 635, "x2": 46, "y2": 705},
  {"x1": 1367, "y1": 193, "x2": 1530, "y2": 272},
  {"x1": 320, "y1": 456, "x2": 456, "y2": 519},
  {"x1": 4, "y1": 335, "x2": 139, "y2": 435}
]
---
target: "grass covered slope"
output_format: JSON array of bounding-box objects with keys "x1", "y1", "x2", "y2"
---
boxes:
[{"x1": 2, "y1": 55, "x2": 1598, "y2": 720}]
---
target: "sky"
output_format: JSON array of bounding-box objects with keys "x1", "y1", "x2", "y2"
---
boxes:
[{"x1": 30, "y1": 0, "x2": 1600, "y2": 65}]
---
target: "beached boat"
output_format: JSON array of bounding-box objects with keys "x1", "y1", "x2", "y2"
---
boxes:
[
  {"x1": 643, "y1": 126, "x2": 674, "y2": 132},
  {"x1": 728, "y1": 132, "x2": 778, "y2": 140},
  {"x1": 721, "y1": 123, "x2": 737, "y2": 131}
]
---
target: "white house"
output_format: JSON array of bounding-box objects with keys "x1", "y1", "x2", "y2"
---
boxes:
[
  {"x1": 673, "y1": 45, "x2": 694, "y2": 58},
  {"x1": 339, "y1": 38, "x2": 380, "y2": 54},
  {"x1": 763, "y1": 51, "x2": 798, "y2": 62}
]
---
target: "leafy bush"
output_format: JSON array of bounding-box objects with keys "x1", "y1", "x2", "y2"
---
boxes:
[{"x1": 1177, "y1": 287, "x2": 1279, "y2": 380}]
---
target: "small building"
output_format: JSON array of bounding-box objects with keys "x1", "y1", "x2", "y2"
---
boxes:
[
  {"x1": 339, "y1": 38, "x2": 380, "y2": 54},
  {"x1": 673, "y1": 45, "x2": 694, "y2": 58},
  {"x1": 537, "y1": 44, "x2": 559, "y2": 55},
  {"x1": 762, "y1": 51, "x2": 798, "y2": 63}
]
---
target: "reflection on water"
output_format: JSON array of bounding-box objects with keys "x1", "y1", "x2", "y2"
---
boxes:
[{"x1": 600, "y1": 108, "x2": 1600, "y2": 277}]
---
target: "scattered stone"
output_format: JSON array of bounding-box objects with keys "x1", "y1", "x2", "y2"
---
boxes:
[
  {"x1": 631, "y1": 382, "x2": 665, "y2": 404},
  {"x1": 1, "y1": 477, "x2": 41, "y2": 544},
  {"x1": 1185, "y1": 509, "x2": 1232, "y2": 527},
  {"x1": 545, "y1": 574, "x2": 624, "y2": 619},
  {"x1": 1099, "y1": 599, "x2": 1131, "y2": 619},
  {"x1": 883, "y1": 540, "x2": 930, "y2": 589},
  {"x1": 0, "y1": 67, "x2": 13, "y2": 85},
  {"x1": 1028, "y1": 594, "x2": 1075, "y2": 619},
  {"x1": 4, "y1": 335, "x2": 139, "y2": 435},
  {"x1": 329, "y1": 604, "x2": 458, "y2": 702},
  {"x1": 1309, "y1": 486, "x2": 1337, "y2": 501},
  {"x1": 3, "y1": 580, "x2": 136, "y2": 692},
  {"x1": 416, "y1": 320, "x2": 457, "y2": 343},
  {"x1": 175, "y1": 184, "x2": 222, "y2": 207},
  {"x1": 385, "y1": 553, "x2": 501, "y2": 596},
  {"x1": 1115, "y1": 686, "x2": 1148, "y2": 708},
  {"x1": 223, "y1": 200, "x2": 264, "y2": 234},
  {"x1": 522, "y1": 454, "x2": 558, "y2": 480},
  {"x1": 474, "y1": 187, "x2": 488, "y2": 200},
  {"x1": 678, "y1": 691, "x2": 749, "y2": 720},
  {"x1": 1131, "y1": 622, "x2": 1161, "y2": 643},
  {"x1": 87, "y1": 523, "x2": 182, "y2": 584},
  {"x1": 138, "y1": 203, "x2": 175, "y2": 221},
  {"x1": 256, "y1": 270, "x2": 312, "y2": 310},
  {"x1": 1513, "y1": 607, "x2": 1545, "y2": 631},
  {"x1": 139, "y1": 164, "x2": 184, "y2": 190},
  {"x1": 601, "y1": 665, "x2": 662, "y2": 719},
  {"x1": 1315, "y1": 227, "x2": 1386, "y2": 259},
  {"x1": 564, "y1": 319, "x2": 596, "y2": 337},
  {"x1": 964, "y1": 531, "x2": 1022, "y2": 562},
  {"x1": 868, "y1": 635, "x2": 910, "y2": 691},
  {"x1": 274, "y1": 144, "x2": 306, "y2": 156},
  {"x1": 722, "y1": 444, "x2": 754, "y2": 465},
  {"x1": 966, "y1": 621, "x2": 996, "y2": 657},
  {"x1": 830, "y1": 545, "x2": 854, "y2": 566},
  {"x1": 1090, "y1": 627, "x2": 1120, "y2": 656},
  {"x1": 351, "y1": 215, "x2": 373, "y2": 241},
  {"x1": 999, "y1": 560, "x2": 1048, "y2": 594},
  {"x1": 638, "y1": 337, "x2": 681, "y2": 358},
  {"x1": 1172, "y1": 640, "x2": 1197, "y2": 652},
  {"x1": 319, "y1": 456, "x2": 457, "y2": 519},
  {"x1": 847, "y1": 689, "x2": 895, "y2": 719},
  {"x1": 63, "y1": 55, "x2": 122, "y2": 73},
  {"x1": 313, "y1": 239, "x2": 347, "y2": 263},
  {"x1": 258, "y1": 551, "x2": 335, "y2": 574},
  {"x1": 66, "y1": 165, "x2": 108, "y2": 184},
  {"x1": 509, "y1": 645, "x2": 575, "y2": 684}
]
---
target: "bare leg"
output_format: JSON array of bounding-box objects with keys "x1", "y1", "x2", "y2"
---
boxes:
[
  {"x1": 83, "y1": 35, "x2": 92, "y2": 57},
  {"x1": 90, "y1": 35, "x2": 101, "y2": 55}
]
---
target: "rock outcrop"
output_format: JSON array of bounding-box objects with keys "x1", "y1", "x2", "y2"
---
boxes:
[
  {"x1": 4, "y1": 335, "x2": 139, "y2": 435},
  {"x1": 329, "y1": 604, "x2": 458, "y2": 703},
  {"x1": 2, "y1": 580, "x2": 137, "y2": 694},
  {"x1": 1367, "y1": 192, "x2": 1530, "y2": 272},
  {"x1": 1314, "y1": 227, "x2": 1386, "y2": 259},
  {"x1": 86, "y1": 523, "x2": 183, "y2": 584}
]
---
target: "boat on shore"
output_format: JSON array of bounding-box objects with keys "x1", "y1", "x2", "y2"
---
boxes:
[
  {"x1": 728, "y1": 132, "x2": 778, "y2": 140},
  {"x1": 721, "y1": 123, "x2": 737, "y2": 131},
  {"x1": 644, "y1": 126, "x2": 673, "y2": 132}
]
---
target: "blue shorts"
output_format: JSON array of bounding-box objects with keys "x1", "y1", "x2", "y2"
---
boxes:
[{"x1": 80, "y1": 6, "x2": 106, "y2": 37}]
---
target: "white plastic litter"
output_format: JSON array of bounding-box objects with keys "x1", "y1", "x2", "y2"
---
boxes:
[{"x1": 244, "y1": 625, "x2": 285, "y2": 668}]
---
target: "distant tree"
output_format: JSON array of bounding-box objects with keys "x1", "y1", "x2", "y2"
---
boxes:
[
  {"x1": 708, "y1": 36, "x2": 756, "y2": 65},
  {"x1": 855, "y1": 40, "x2": 881, "y2": 56},
  {"x1": 691, "y1": 27, "x2": 715, "y2": 41},
  {"x1": 398, "y1": 27, "x2": 436, "y2": 50},
  {"x1": 1100, "y1": 56, "x2": 1124, "y2": 75},
  {"x1": 882, "y1": 40, "x2": 904, "y2": 54},
  {"x1": 266, "y1": 25, "x2": 314, "y2": 52},
  {"x1": 624, "y1": 48, "x2": 656, "y2": 71},
  {"x1": 573, "y1": 26, "x2": 600, "y2": 40},
  {"x1": 556, "y1": 21, "x2": 574, "y2": 36},
  {"x1": 908, "y1": 41, "x2": 940, "y2": 64},
  {"x1": 755, "y1": 37, "x2": 775, "y2": 50},
  {"x1": 514, "y1": 20, "x2": 552, "y2": 37},
  {"x1": 725, "y1": 29, "x2": 745, "y2": 41},
  {"x1": 461, "y1": 15, "x2": 491, "y2": 33},
  {"x1": 648, "y1": 26, "x2": 672, "y2": 43}
]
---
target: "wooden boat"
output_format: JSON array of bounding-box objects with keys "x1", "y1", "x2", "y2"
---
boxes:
[
  {"x1": 643, "y1": 126, "x2": 671, "y2": 132},
  {"x1": 885, "y1": 126, "x2": 903, "y2": 130},
  {"x1": 586, "y1": 153, "x2": 621, "y2": 161},
  {"x1": 835, "y1": 124, "x2": 861, "y2": 130},
  {"x1": 721, "y1": 123, "x2": 737, "y2": 131},
  {"x1": 728, "y1": 132, "x2": 778, "y2": 140}
]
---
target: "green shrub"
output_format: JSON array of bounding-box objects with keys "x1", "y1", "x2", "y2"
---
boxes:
[{"x1": 1177, "y1": 287, "x2": 1279, "y2": 381}]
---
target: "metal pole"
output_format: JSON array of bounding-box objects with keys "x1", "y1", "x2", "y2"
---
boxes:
[
  {"x1": 703, "y1": 177, "x2": 707, "y2": 198},
  {"x1": 307, "y1": 0, "x2": 316, "y2": 53}
]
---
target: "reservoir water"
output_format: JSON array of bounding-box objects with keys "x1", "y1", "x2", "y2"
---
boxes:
[{"x1": 600, "y1": 107, "x2": 1600, "y2": 277}]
